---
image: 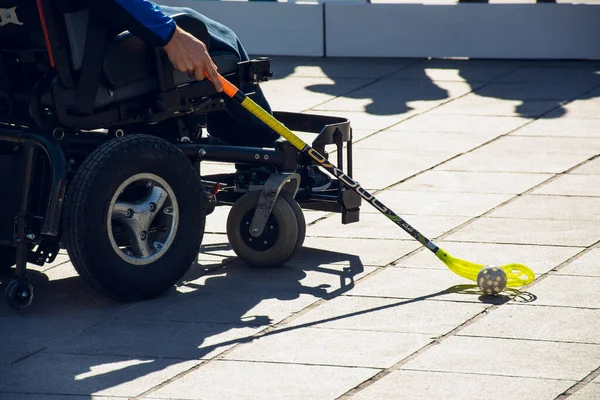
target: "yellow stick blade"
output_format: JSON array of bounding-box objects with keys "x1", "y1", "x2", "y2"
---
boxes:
[{"x1": 435, "y1": 249, "x2": 535, "y2": 287}]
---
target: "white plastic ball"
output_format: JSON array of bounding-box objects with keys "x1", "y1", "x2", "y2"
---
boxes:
[{"x1": 477, "y1": 265, "x2": 507, "y2": 296}]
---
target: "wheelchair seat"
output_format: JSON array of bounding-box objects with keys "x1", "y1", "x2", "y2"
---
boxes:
[{"x1": 0, "y1": 0, "x2": 242, "y2": 129}]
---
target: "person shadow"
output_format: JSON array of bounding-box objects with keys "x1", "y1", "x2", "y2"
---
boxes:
[
  {"x1": 457, "y1": 60, "x2": 600, "y2": 120},
  {"x1": 266, "y1": 56, "x2": 600, "y2": 122},
  {"x1": 266, "y1": 56, "x2": 451, "y2": 117}
]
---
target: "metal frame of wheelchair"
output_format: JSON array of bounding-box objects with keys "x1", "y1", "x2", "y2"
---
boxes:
[{"x1": 0, "y1": 1, "x2": 361, "y2": 309}]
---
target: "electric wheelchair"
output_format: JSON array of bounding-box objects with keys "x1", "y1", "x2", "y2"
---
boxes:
[{"x1": 0, "y1": 0, "x2": 361, "y2": 309}]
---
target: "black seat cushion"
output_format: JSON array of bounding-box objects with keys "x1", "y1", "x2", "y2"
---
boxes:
[{"x1": 41, "y1": 13, "x2": 240, "y2": 110}]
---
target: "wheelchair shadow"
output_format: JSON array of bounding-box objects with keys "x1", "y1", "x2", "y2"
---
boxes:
[
  {"x1": 0, "y1": 243, "x2": 365, "y2": 398},
  {"x1": 267, "y1": 56, "x2": 600, "y2": 120},
  {"x1": 0, "y1": 242, "x2": 536, "y2": 399}
]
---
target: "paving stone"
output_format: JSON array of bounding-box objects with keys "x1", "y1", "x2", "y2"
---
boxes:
[
  {"x1": 116, "y1": 284, "x2": 319, "y2": 326},
  {"x1": 510, "y1": 117, "x2": 600, "y2": 138},
  {"x1": 0, "y1": 395, "x2": 110, "y2": 400},
  {"x1": 306, "y1": 110, "x2": 413, "y2": 131},
  {"x1": 387, "y1": 66, "x2": 510, "y2": 83},
  {"x1": 532, "y1": 174, "x2": 600, "y2": 196},
  {"x1": 396, "y1": 170, "x2": 552, "y2": 194},
  {"x1": 313, "y1": 80, "x2": 472, "y2": 116},
  {"x1": 296, "y1": 236, "x2": 421, "y2": 267},
  {"x1": 222, "y1": 326, "x2": 432, "y2": 368},
  {"x1": 402, "y1": 336, "x2": 600, "y2": 381},
  {"x1": 349, "y1": 370, "x2": 574, "y2": 400},
  {"x1": 282, "y1": 295, "x2": 487, "y2": 335},
  {"x1": 145, "y1": 360, "x2": 378, "y2": 400},
  {"x1": 353, "y1": 130, "x2": 495, "y2": 153},
  {"x1": 498, "y1": 65, "x2": 600, "y2": 84},
  {"x1": 522, "y1": 275, "x2": 600, "y2": 309},
  {"x1": 481, "y1": 135, "x2": 600, "y2": 156},
  {"x1": 473, "y1": 82, "x2": 594, "y2": 102},
  {"x1": 0, "y1": 315, "x2": 109, "y2": 353},
  {"x1": 387, "y1": 58, "x2": 523, "y2": 82},
  {"x1": 458, "y1": 304, "x2": 600, "y2": 344},
  {"x1": 345, "y1": 267, "x2": 486, "y2": 303},
  {"x1": 189, "y1": 258, "x2": 377, "y2": 297},
  {"x1": 394, "y1": 241, "x2": 581, "y2": 277},
  {"x1": 0, "y1": 353, "x2": 200, "y2": 397},
  {"x1": 429, "y1": 93, "x2": 559, "y2": 118},
  {"x1": 369, "y1": 190, "x2": 514, "y2": 217},
  {"x1": 555, "y1": 249, "x2": 600, "y2": 277},
  {"x1": 308, "y1": 212, "x2": 471, "y2": 241},
  {"x1": 572, "y1": 158, "x2": 600, "y2": 174},
  {"x1": 0, "y1": 264, "x2": 131, "y2": 318},
  {"x1": 197, "y1": 233, "x2": 240, "y2": 264},
  {"x1": 445, "y1": 217, "x2": 600, "y2": 247},
  {"x1": 262, "y1": 76, "x2": 374, "y2": 112},
  {"x1": 436, "y1": 148, "x2": 589, "y2": 174},
  {"x1": 351, "y1": 148, "x2": 453, "y2": 172},
  {"x1": 350, "y1": 167, "x2": 422, "y2": 190},
  {"x1": 45, "y1": 318, "x2": 263, "y2": 360},
  {"x1": 546, "y1": 99, "x2": 600, "y2": 119},
  {"x1": 568, "y1": 384, "x2": 600, "y2": 400},
  {"x1": 265, "y1": 56, "x2": 318, "y2": 79},
  {"x1": 388, "y1": 114, "x2": 529, "y2": 135},
  {"x1": 278, "y1": 57, "x2": 414, "y2": 79},
  {"x1": 488, "y1": 194, "x2": 600, "y2": 222},
  {"x1": 0, "y1": 351, "x2": 27, "y2": 370}
]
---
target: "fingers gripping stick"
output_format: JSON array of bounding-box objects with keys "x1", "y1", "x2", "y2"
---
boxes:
[{"x1": 209, "y1": 72, "x2": 535, "y2": 288}]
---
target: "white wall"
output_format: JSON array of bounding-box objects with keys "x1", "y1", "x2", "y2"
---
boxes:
[
  {"x1": 159, "y1": 1, "x2": 600, "y2": 60},
  {"x1": 325, "y1": 3, "x2": 600, "y2": 59},
  {"x1": 159, "y1": 0, "x2": 324, "y2": 56}
]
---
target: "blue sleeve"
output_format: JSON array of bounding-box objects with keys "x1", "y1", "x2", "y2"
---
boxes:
[
  {"x1": 88, "y1": 0, "x2": 177, "y2": 47},
  {"x1": 114, "y1": 1, "x2": 176, "y2": 45}
]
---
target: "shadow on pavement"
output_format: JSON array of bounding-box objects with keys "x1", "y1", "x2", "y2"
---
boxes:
[
  {"x1": 0, "y1": 239, "x2": 537, "y2": 398},
  {"x1": 268, "y1": 57, "x2": 600, "y2": 119}
]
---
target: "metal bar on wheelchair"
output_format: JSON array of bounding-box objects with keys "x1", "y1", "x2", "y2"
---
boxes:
[
  {"x1": 0, "y1": 129, "x2": 67, "y2": 237},
  {"x1": 176, "y1": 143, "x2": 287, "y2": 167}
]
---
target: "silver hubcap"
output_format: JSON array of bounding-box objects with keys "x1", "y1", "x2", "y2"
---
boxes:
[{"x1": 107, "y1": 173, "x2": 179, "y2": 265}]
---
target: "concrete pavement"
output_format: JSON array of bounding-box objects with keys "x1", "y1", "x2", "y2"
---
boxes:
[{"x1": 1, "y1": 56, "x2": 600, "y2": 399}]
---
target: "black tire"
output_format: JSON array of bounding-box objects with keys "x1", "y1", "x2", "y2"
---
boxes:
[
  {"x1": 0, "y1": 245, "x2": 16, "y2": 275},
  {"x1": 227, "y1": 190, "x2": 299, "y2": 267},
  {"x1": 62, "y1": 134, "x2": 207, "y2": 302},
  {"x1": 280, "y1": 193, "x2": 305, "y2": 261}
]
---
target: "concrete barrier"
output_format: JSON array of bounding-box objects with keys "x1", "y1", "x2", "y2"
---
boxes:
[
  {"x1": 158, "y1": 1, "x2": 600, "y2": 60},
  {"x1": 325, "y1": 3, "x2": 600, "y2": 59},
  {"x1": 159, "y1": 0, "x2": 325, "y2": 56}
]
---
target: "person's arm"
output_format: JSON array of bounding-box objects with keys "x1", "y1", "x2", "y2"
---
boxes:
[
  {"x1": 87, "y1": 0, "x2": 222, "y2": 91},
  {"x1": 88, "y1": 0, "x2": 177, "y2": 47}
]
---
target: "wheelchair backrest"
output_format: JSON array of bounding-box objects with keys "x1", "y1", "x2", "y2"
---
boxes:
[
  {"x1": 0, "y1": 1, "x2": 47, "y2": 51},
  {"x1": 0, "y1": 0, "x2": 89, "y2": 72}
]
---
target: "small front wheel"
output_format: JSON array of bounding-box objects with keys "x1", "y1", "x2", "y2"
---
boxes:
[
  {"x1": 227, "y1": 191, "x2": 299, "y2": 267},
  {"x1": 5, "y1": 279, "x2": 34, "y2": 309}
]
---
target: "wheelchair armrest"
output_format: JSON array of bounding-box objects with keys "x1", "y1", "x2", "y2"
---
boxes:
[{"x1": 238, "y1": 57, "x2": 273, "y2": 85}]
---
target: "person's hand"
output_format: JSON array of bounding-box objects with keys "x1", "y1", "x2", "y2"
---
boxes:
[{"x1": 163, "y1": 26, "x2": 223, "y2": 92}]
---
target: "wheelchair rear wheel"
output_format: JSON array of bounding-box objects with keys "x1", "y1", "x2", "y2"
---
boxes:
[{"x1": 63, "y1": 135, "x2": 207, "y2": 302}]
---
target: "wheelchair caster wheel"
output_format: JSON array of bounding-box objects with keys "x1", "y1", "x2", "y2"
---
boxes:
[
  {"x1": 5, "y1": 279, "x2": 34, "y2": 309},
  {"x1": 227, "y1": 191, "x2": 304, "y2": 267}
]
